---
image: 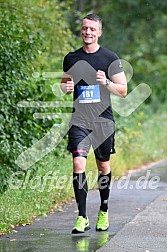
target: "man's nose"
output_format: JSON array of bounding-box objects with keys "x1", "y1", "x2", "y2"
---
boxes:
[{"x1": 86, "y1": 27, "x2": 91, "y2": 34}]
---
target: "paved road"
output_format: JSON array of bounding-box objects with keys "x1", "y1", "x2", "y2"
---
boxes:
[
  {"x1": 97, "y1": 159, "x2": 167, "y2": 252},
  {"x1": 0, "y1": 159, "x2": 167, "y2": 252}
]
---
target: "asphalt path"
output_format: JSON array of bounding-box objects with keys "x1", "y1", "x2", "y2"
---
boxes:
[
  {"x1": 0, "y1": 159, "x2": 167, "y2": 252},
  {"x1": 97, "y1": 159, "x2": 167, "y2": 252}
]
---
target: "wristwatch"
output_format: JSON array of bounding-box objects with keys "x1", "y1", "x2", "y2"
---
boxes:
[{"x1": 105, "y1": 78, "x2": 111, "y2": 86}]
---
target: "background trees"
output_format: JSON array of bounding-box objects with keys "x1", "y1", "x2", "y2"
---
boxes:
[
  {"x1": 0, "y1": 0, "x2": 75, "y2": 192},
  {"x1": 70, "y1": 0, "x2": 167, "y2": 105}
]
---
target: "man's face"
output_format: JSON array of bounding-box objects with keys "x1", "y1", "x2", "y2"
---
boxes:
[{"x1": 81, "y1": 18, "x2": 102, "y2": 45}]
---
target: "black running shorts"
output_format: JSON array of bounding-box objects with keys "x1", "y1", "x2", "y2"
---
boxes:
[{"x1": 67, "y1": 122, "x2": 115, "y2": 162}]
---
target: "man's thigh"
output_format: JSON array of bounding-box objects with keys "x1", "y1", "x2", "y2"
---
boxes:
[
  {"x1": 67, "y1": 125, "x2": 91, "y2": 158},
  {"x1": 92, "y1": 121, "x2": 115, "y2": 161}
]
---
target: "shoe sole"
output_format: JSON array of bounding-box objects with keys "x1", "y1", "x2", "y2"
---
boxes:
[
  {"x1": 96, "y1": 226, "x2": 109, "y2": 231},
  {"x1": 72, "y1": 226, "x2": 90, "y2": 234}
]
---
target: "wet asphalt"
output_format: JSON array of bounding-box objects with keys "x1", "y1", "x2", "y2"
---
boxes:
[{"x1": 0, "y1": 159, "x2": 167, "y2": 252}]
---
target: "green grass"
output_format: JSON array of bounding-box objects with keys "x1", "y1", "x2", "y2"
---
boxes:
[
  {"x1": 0, "y1": 111, "x2": 167, "y2": 234},
  {"x1": 110, "y1": 112, "x2": 167, "y2": 176},
  {"x1": 0, "y1": 154, "x2": 74, "y2": 234}
]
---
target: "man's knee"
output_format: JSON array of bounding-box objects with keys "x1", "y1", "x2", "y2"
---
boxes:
[
  {"x1": 96, "y1": 160, "x2": 111, "y2": 174},
  {"x1": 73, "y1": 156, "x2": 87, "y2": 173}
]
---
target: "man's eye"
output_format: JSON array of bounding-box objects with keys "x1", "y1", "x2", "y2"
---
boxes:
[{"x1": 82, "y1": 27, "x2": 96, "y2": 31}]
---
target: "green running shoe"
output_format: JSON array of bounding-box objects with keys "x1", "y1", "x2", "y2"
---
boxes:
[
  {"x1": 72, "y1": 216, "x2": 90, "y2": 234},
  {"x1": 96, "y1": 210, "x2": 109, "y2": 231}
]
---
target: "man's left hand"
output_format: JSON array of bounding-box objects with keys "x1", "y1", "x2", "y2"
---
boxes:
[{"x1": 96, "y1": 70, "x2": 107, "y2": 86}]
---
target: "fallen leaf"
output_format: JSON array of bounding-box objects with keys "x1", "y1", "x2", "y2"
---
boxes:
[{"x1": 21, "y1": 222, "x2": 31, "y2": 227}]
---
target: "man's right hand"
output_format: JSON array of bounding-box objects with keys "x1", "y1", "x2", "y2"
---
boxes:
[
  {"x1": 66, "y1": 80, "x2": 74, "y2": 94},
  {"x1": 60, "y1": 75, "x2": 74, "y2": 94}
]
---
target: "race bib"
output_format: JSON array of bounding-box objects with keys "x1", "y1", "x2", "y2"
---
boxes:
[{"x1": 77, "y1": 85, "x2": 101, "y2": 103}]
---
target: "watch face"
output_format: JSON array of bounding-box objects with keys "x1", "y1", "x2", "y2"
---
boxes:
[{"x1": 106, "y1": 79, "x2": 110, "y2": 85}]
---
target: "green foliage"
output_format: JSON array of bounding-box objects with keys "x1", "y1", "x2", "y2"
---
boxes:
[
  {"x1": 0, "y1": 7, "x2": 43, "y2": 192},
  {"x1": 98, "y1": 0, "x2": 167, "y2": 105},
  {"x1": 111, "y1": 111, "x2": 167, "y2": 177},
  {"x1": 29, "y1": 0, "x2": 77, "y2": 71},
  {"x1": 0, "y1": 0, "x2": 76, "y2": 193}
]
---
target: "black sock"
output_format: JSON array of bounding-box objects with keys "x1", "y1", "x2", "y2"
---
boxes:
[
  {"x1": 73, "y1": 172, "x2": 88, "y2": 218},
  {"x1": 98, "y1": 172, "x2": 111, "y2": 212}
]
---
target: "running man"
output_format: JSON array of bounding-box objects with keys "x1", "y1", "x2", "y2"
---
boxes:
[{"x1": 60, "y1": 13, "x2": 127, "y2": 234}]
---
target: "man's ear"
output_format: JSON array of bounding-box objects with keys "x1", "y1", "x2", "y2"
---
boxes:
[{"x1": 98, "y1": 29, "x2": 103, "y2": 37}]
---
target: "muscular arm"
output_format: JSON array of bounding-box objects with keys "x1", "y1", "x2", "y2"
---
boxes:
[
  {"x1": 96, "y1": 70, "x2": 127, "y2": 97},
  {"x1": 107, "y1": 71, "x2": 127, "y2": 97}
]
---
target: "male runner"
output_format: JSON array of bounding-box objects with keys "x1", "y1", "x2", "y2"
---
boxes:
[{"x1": 61, "y1": 13, "x2": 127, "y2": 234}]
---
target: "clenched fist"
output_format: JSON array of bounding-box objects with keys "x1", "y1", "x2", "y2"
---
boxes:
[
  {"x1": 66, "y1": 80, "x2": 74, "y2": 94},
  {"x1": 96, "y1": 70, "x2": 107, "y2": 86}
]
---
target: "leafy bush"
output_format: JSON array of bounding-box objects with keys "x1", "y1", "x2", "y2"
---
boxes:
[
  {"x1": 0, "y1": 8, "x2": 44, "y2": 192},
  {"x1": 0, "y1": 0, "x2": 77, "y2": 193}
]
